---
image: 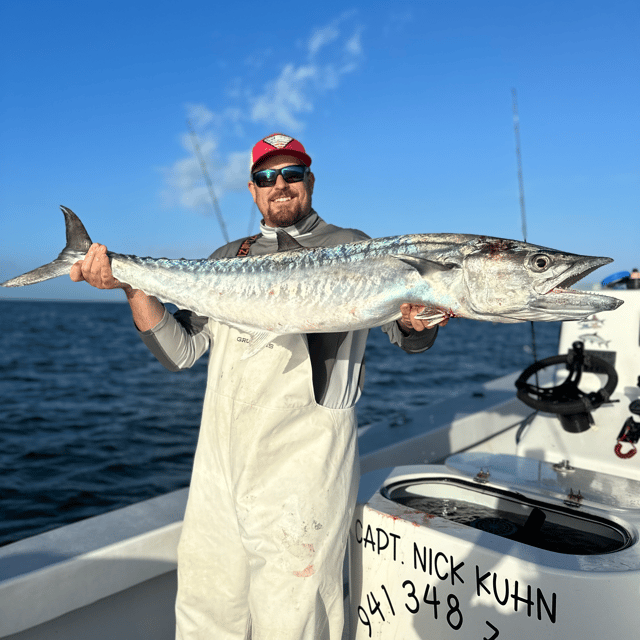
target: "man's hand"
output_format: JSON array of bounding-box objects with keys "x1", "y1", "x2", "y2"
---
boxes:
[
  {"x1": 398, "y1": 303, "x2": 449, "y2": 334},
  {"x1": 70, "y1": 243, "x2": 131, "y2": 292},
  {"x1": 70, "y1": 243, "x2": 165, "y2": 330}
]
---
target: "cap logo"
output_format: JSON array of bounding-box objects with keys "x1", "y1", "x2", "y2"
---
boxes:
[{"x1": 263, "y1": 134, "x2": 293, "y2": 149}]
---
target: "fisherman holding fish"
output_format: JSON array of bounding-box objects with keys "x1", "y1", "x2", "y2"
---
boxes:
[
  {"x1": 1, "y1": 130, "x2": 621, "y2": 639},
  {"x1": 69, "y1": 134, "x2": 445, "y2": 640}
]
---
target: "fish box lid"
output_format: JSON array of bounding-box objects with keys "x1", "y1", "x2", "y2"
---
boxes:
[{"x1": 445, "y1": 452, "x2": 640, "y2": 511}]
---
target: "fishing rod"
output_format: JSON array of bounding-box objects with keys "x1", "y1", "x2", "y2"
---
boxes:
[
  {"x1": 511, "y1": 89, "x2": 540, "y2": 373},
  {"x1": 512, "y1": 89, "x2": 528, "y2": 244},
  {"x1": 186, "y1": 119, "x2": 230, "y2": 245}
]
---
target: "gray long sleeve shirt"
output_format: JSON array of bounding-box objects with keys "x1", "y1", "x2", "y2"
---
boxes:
[{"x1": 138, "y1": 211, "x2": 438, "y2": 409}]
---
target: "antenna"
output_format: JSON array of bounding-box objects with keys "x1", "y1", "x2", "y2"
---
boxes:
[
  {"x1": 512, "y1": 89, "x2": 540, "y2": 374},
  {"x1": 186, "y1": 119, "x2": 230, "y2": 244}
]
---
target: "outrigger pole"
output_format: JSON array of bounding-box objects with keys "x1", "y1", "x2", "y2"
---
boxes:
[
  {"x1": 187, "y1": 119, "x2": 230, "y2": 245},
  {"x1": 512, "y1": 89, "x2": 540, "y2": 373}
]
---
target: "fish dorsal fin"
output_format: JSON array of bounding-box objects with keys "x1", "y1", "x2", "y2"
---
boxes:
[
  {"x1": 275, "y1": 228, "x2": 306, "y2": 252},
  {"x1": 60, "y1": 206, "x2": 93, "y2": 252},
  {"x1": 391, "y1": 255, "x2": 459, "y2": 276}
]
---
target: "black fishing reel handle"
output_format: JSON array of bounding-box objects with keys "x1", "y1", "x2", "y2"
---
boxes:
[{"x1": 515, "y1": 350, "x2": 618, "y2": 415}]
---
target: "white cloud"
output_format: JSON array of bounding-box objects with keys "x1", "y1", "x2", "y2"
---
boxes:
[
  {"x1": 250, "y1": 64, "x2": 316, "y2": 131},
  {"x1": 185, "y1": 103, "x2": 214, "y2": 129},
  {"x1": 163, "y1": 15, "x2": 364, "y2": 218},
  {"x1": 248, "y1": 20, "x2": 363, "y2": 130},
  {"x1": 309, "y1": 26, "x2": 339, "y2": 57},
  {"x1": 345, "y1": 29, "x2": 363, "y2": 57}
]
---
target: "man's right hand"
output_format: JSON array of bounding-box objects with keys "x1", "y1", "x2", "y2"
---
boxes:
[
  {"x1": 70, "y1": 243, "x2": 165, "y2": 331},
  {"x1": 70, "y1": 243, "x2": 131, "y2": 291}
]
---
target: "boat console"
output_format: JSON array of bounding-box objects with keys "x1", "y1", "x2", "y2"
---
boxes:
[{"x1": 350, "y1": 285, "x2": 640, "y2": 639}]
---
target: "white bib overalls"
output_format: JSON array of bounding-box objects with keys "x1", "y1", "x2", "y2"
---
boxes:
[{"x1": 175, "y1": 321, "x2": 359, "y2": 640}]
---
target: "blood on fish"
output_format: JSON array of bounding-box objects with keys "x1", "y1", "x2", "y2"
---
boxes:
[{"x1": 479, "y1": 238, "x2": 516, "y2": 257}]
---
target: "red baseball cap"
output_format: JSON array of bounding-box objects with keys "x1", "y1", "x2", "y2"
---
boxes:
[{"x1": 250, "y1": 133, "x2": 312, "y2": 173}]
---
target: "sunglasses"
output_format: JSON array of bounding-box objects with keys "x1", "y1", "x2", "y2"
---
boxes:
[{"x1": 252, "y1": 164, "x2": 309, "y2": 188}]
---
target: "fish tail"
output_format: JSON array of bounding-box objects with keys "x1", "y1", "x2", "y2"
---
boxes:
[{"x1": 1, "y1": 206, "x2": 93, "y2": 287}]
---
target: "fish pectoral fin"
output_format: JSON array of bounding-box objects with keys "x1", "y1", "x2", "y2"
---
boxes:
[
  {"x1": 391, "y1": 255, "x2": 458, "y2": 276},
  {"x1": 414, "y1": 308, "x2": 450, "y2": 327},
  {"x1": 275, "y1": 228, "x2": 306, "y2": 252},
  {"x1": 240, "y1": 330, "x2": 280, "y2": 360}
]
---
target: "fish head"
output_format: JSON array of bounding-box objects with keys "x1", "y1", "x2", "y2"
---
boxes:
[{"x1": 459, "y1": 237, "x2": 623, "y2": 322}]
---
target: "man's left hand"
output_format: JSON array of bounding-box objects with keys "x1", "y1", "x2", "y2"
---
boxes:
[{"x1": 398, "y1": 303, "x2": 449, "y2": 333}]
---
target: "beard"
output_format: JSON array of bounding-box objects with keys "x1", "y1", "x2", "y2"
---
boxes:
[{"x1": 264, "y1": 192, "x2": 311, "y2": 228}]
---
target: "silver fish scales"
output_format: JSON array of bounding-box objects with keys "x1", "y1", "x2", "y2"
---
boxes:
[{"x1": 1, "y1": 206, "x2": 623, "y2": 358}]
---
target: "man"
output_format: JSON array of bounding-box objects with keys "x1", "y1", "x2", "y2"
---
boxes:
[{"x1": 71, "y1": 133, "x2": 445, "y2": 640}]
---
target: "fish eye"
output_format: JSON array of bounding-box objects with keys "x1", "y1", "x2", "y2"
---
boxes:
[{"x1": 528, "y1": 253, "x2": 552, "y2": 272}]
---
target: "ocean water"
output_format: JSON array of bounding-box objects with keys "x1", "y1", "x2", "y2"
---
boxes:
[{"x1": 0, "y1": 300, "x2": 559, "y2": 546}]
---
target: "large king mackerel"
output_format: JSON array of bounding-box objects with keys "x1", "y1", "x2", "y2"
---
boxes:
[{"x1": 1, "y1": 206, "x2": 622, "y2": 357}]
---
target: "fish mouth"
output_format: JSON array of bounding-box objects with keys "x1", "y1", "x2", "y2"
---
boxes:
[
  {"x1": 551, "y1": 259, "x2": 612, "y2": 292},
  {"x1": 529, "y1": 256, "x2": 623, "y2": 319},
  {"x1": 533, "y1": 256, "x2": 612, "y2": 295}
]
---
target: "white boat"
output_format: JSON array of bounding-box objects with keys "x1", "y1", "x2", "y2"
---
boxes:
[
  {"x1": 1, "y1": 279, "x2": 638, "y2": 640},
  {"x1": 350, "y1": 282, "x2": 640, "y2": 639}
]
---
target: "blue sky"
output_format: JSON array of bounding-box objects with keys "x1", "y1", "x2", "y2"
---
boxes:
[{"x1": 1, "y1": 0, "x2": 637, "y2": 300}]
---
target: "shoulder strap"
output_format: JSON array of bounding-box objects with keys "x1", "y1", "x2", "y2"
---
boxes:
[{"x1": 236, "y1": 234, "x2": 261, "y2": 257}]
